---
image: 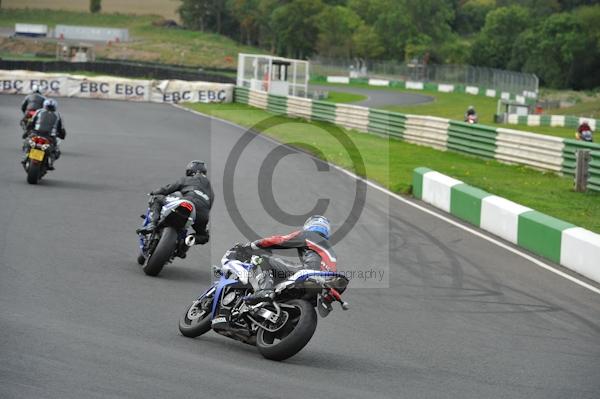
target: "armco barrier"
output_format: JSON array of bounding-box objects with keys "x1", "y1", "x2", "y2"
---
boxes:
[
  {"x1": 495, "y1": 128, "x2": 564, "y2": 172},
  {"x1": 320, "y1": 75, "x2": 534, "y2": 103},
  {"x1": 0, "y1": 70, "x2": 234, "y2": 104},
  {"x1": 311, "y1": 100, "x2": 337, "y2": 124},
  {"x1": 233, "y1": 87, "x2": 600, "y2": 192},
  {"x1": 404, "y1": 115, "x2": 448, "y2": 150},
  {"x1": 368, "y1": 109, "x2": 405, "y2": 139},
  {"x1": 507, "y1": 113, "x2": 598, "y2": 130},
  {"x1": 413, "y1": 167, "x2": 600, "y2": 284},
  {"x1": 447, "y1": 121, "x2": 496, "y2": 159}
]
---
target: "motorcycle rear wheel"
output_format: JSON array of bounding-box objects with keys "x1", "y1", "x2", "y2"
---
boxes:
[
  {"x1": 143, "y1": 227, "x2": 177, "y2": 276},
  {"x1": 256, "y1": 299, "x2": 317, "y2": 361},
  {"x1": 26, "y1": 160, "x2": 42, "y2": 185}
]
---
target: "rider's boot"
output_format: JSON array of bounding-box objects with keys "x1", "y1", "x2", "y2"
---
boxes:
[
  {"x1": 47, "y1": 154, "x2": 55, "y2": 170},
  {"x1": 244, "y1": 267, "x2": 275, "y2": 305},
  {"x1": 136, "y1": 201, "x2": 161, "y2": 234}
]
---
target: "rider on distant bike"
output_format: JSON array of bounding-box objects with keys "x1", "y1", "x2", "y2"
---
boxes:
[
  {"x1": 25, "y1": 99, "x2": 66, "y2": 170},
  {"x1": 234, "y1": 215, "x2": 337, "y2": 304},
  {"x1": 137, "y1": 160, "x2": 213, "y2": 246},
  {"x1": 20, "y1": 85, "x2": 46, "y2": 136}
]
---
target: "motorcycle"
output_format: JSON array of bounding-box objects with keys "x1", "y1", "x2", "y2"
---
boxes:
[
  {"x1": 178, "y1": 247, "x2": 350, "y2": 361},
  {"x1": 22, "y1": 134, "x2": 53, "y2": 184},
  {"x1": 20, "y1": 109, "x2": 37, "y2": 136},
  {"x1": 575, "y1": 130, "x2": 593, "y2": 143},
  {"x1": 137, "y1": 194, "x2": 198, "y2": 276},
  {"x1": 465, "y1": 114, "x2": 479, "y2": 124}
]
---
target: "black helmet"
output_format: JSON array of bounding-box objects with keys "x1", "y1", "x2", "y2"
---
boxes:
[{"x1": 186, "y1": 160, "x2": 207, "y2": 176}]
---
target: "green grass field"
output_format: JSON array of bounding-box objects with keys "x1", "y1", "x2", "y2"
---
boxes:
[
  {"x1": 0, "y1": 9, "x2": 262, "y2": 68},
  {"x1": 4, "y1": 0, "x2": 181, "y2": 21},
  {"x1": 323, "y1": 91, "x2": 367, "y2": 104},
  {"x1": 315, "y1": 82, "x2": 577, "y2": 139},
  {"x1": 551, "y1": 99, "x2": 600, "y2": 118},
  {"x1": 185, "y1": 102, "x2": 600, "y2": 233}
]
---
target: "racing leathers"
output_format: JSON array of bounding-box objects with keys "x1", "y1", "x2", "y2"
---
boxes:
[
  {"x1": 21, "y1": 93, "x2": 46, "y2": 113},
  {"x1": 239, "y1": 230, "x2": 337, "y2": 303},
  {"x1": 25, "y1": 109, "x2": 65, "y2": 168},
  {"x1": 20, "y1": 93, "x2": 46, "y2": 132},
  {"x1": 147, "y1": 174, "x2": 214, "y2": 244}
]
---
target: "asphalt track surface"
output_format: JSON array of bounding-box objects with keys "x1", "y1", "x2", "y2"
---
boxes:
[
  {"x1": 1, "y1": 94, "x2": 599, "y2": 399},
  {"x1": 310, "y1": 84, "x2": 432, "y2": 107}
]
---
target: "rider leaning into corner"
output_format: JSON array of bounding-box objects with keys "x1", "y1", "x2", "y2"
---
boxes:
[
  {"x1": 138, "y1": 160, "x2": 214, "y2": 249},
  {"x1": 232, "y1": 215, "x2": 337, "y2": 305},
  {"x1": 25, "y1": 99, "x2": 66, "y2": 170}
]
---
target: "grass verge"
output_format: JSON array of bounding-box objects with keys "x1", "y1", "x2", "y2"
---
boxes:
[
  {"x1": 0, "y1": 9, "x2": 262, "y2": 69},
  {"x1": 184, "y1": 102, "x2": 600, "y2": 233},
  {"x1": 315, "y1": 82, "x2": 577, "y2": 139},
  {"x1": 323, "y1": 91, "x2": 367, "y2": 104}
]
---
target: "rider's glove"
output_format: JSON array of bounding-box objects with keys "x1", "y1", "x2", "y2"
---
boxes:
[{"x1": 250, "y1": 255, "x2": 263, "y2": 267}]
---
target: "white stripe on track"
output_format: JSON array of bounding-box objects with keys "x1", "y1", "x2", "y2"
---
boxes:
[{"x1": 174, "y1": 104, "x2": 600, "y2": 295}]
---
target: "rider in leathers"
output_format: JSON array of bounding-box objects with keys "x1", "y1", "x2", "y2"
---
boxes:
[
  {"x1": 20, "y1": 85, "x2": 46, "y2": 135},
  {"x1": 25, "y1": 99, "x2": 66, "y2": 170},
  {"x1": 138, "y1": 160, "x2": 213, "y2": 245},
  {"x1": 235, "y1": 215, "x2": 336, "y2": 304}
]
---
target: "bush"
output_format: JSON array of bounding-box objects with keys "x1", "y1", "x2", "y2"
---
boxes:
[{"x1": 90, "y1": 0, "x2": 101, "y2": 14}]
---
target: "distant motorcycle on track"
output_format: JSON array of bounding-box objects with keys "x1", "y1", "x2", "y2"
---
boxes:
[
  {"x1": 178, "y1": 245, "x2": 350, "y2": 361},
  {"x1": 137, "y1": 193, "x2": 198, "y2": 276}
]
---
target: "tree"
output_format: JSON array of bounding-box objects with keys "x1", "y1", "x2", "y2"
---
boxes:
[
  {"x1": 90, "y1": 0, "x2": 101, "y2": 13},
  {"x1": 316, "y1": 6, "x2": 361, "y2": 58},
  {"x1": 566, "y1": 5, "x2": 600, "y2": 89},
  {"x1": 371, "y1": 0, "x2": 455, "y2": 61},
  {"x1": 179, "y1": 0, "x2": 232, "y2": 33},
  {"x1": 352, "y1": 23, "x2": 384, "y2": 60},
  {"x1": 496, "y1": 0, "x2": 559, "y2": 16},
  {"x1": 454, "y1": 0, "x2": 495, "y2": 35},
  {"x1": 470, "y1": 6, "x2": 530, "y2": 68},
  {"x1": 512, "y1": 13, "x2": 584, "y2": 87},
  {"x1": 270, "y1": 0, "x2": 324, "y2": 58}
]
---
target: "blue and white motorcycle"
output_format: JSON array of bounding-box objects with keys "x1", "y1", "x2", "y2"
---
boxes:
[
  {"x1": 178, "y1": 245, "x2": 350, "y2": 361},
  {"x1": 137, "y1": 194, "x2": 197, "y2": 276}
]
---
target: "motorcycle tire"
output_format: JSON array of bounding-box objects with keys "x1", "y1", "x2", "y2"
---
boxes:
[
  {"x1": 256, "y1": 299, "x2": 317, "y2": 361},
  {"x1": 178, "y1": 297, "x2": 213, "y2": 338},
  {"x1": 26, "y1": 161, "x2": 42, "y2": 185},
  {"x1": 143, "y1": 227, "x2": 177, "y2": 276}
]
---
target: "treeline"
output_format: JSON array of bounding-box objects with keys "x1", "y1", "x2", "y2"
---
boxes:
[{"x1": 178, "y1": 0, "x2": 600, "y2": 89}]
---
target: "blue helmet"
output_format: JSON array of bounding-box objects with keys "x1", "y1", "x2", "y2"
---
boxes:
[{"x1": 303, "y1": 215, "x2": 331, "y2": 239}]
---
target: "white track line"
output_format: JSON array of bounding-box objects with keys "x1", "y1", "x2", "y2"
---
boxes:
[{"x1": 174, "y1": 104, "x2": 600, "y2": 295}]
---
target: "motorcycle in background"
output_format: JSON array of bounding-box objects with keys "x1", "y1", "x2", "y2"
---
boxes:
[
  {"x1": 465, "y1": 114, "x2": 479, "y2": 124},
  {"x1": 178, "y1": 245, "x2": 350, "y2": 361},
  {"x1": 20, "y1": 109, "x2": 37, "y2": 137},
  {"x1": 137, "y1": 194, "x2": 198, "y2": 276}
]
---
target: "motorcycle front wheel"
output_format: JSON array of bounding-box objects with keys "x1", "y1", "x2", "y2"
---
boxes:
[
  {"x1": 178, "y1": 296, "x2": 213, "y2": 338},
  {"x1": 143, "y1": 227, "x2": 177, "y2": 276},
  {"x1": 256, "y1": 299, "x2": 317, "y2": 361}
]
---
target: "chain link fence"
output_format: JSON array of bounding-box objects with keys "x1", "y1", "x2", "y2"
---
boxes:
[{"x1": 311, "y1": 57, "x2": 539, "y2": 95}]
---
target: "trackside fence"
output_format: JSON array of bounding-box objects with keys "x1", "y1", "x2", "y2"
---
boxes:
[{"x1": 234, "y1": 87, "x2": 600, "y2": 193}]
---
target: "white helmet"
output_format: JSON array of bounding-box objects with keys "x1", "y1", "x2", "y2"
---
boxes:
[
  {"x1": 31, "y1": 84, "x2": 41, "y2": 94},
  {"x1": 43, "y1": 98, "x2": 57, "y2": 111}
]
